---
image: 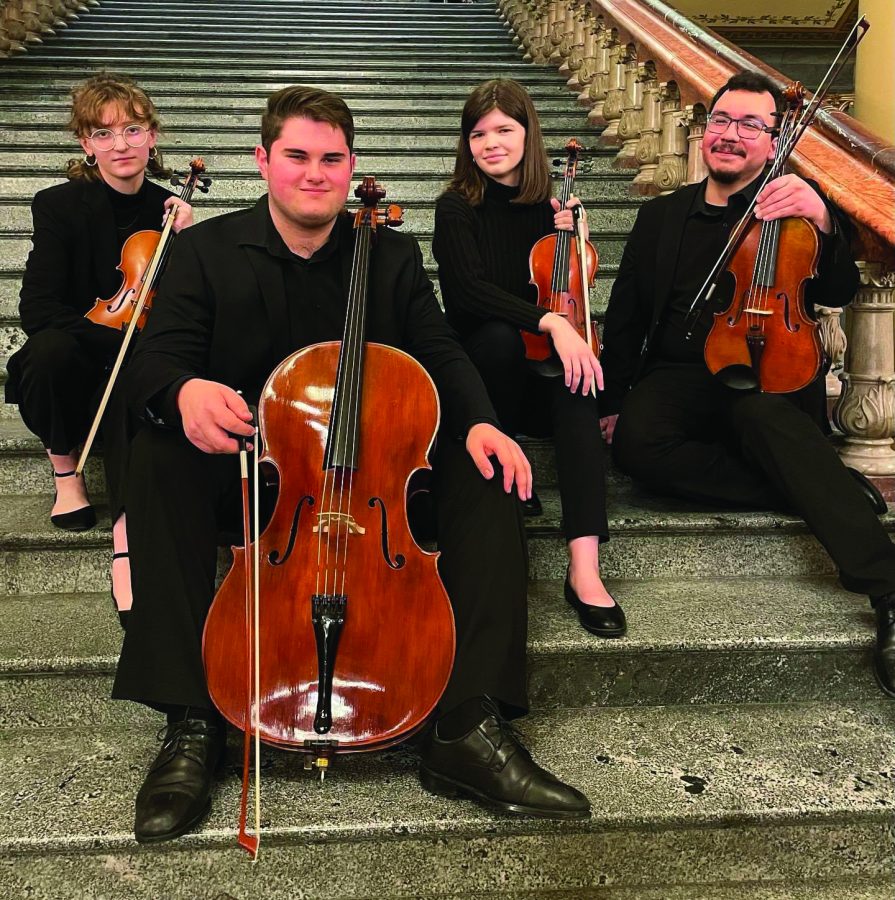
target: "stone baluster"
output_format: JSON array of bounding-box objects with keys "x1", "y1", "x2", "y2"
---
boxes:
[
  {"x1": 833, "y1": 262, "x2": 895, "y2": 475},
  {"x1": 815, "y1": 305, "x2": 848, "y2": 404},
  {"x1": 615, "y1": 46, "x2": 643, "y2": 168},
  {"x1": 586, "y1": 27, "x2": 615, "y2": 126},
  {"x1": 682, "y1": 104, "x2": 707, "y2": 185},
  {"x1": 557, "y1": 0, "x2": 579, "y2": 75},
  {"x1": 524, "y1": 1, "x2": 550, "y2": 64},
  {"x1": 548, "y1": 1, "x2": 568, "y2": 65},
  {"x1": 574, "y1": 17, "x2": 600, "y2": 104},
  {"x1": 31, "y1": 0, "x2": 58, "y2": 35},
  {"x1": 563, "y1": 2, "x2": 589, "y2": 87},
  {"x1": 504, "y1": 0, "x2": 526, "y2": 47},
  {"x1": 598, "y1": 41, "x2": 628, "y2": 147},
  {"x1": 20, "y1": 1, "x2": 50, "y2": 37},
  {"x1": 2, "y1": 1, "x2": 42, "y2": 45},
  {"x1": 632, "y1": 64, "x2": 661, "y2": 195},
  {"x1": 654, "y1": 83, "x2": 688, "y2": 195},
  {"x1": 45, "y1": 0, "x2": 71, "y2": 28}
]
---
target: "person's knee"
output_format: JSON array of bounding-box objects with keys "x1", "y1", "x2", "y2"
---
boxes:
[
  {"x1": 733, "y1": 394, "x2": 804, "y2": 448},
  {"x1": 464, "y1": 321, "x2": 524, "y2": 372},
  {"x1": 19, "y1": 329, "x2": 84, "y2": 378}
]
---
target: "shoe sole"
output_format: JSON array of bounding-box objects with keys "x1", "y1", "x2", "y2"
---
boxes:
[
  {"x1": 419, "y1": 766, "x2": 591, "y2": 821},
  {"x1": 134, "y1": 796, "x2": 212, "y2": 845},
  {"x1": 579, "y1": 618, "x2": 627, "y2": 639},
  {"x1": 873, "y1": 661, "x2": 895, "y2": 700}
]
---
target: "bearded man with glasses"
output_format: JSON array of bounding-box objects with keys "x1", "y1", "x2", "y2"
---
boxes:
[{"x1": 599, "y1": 70, "x2": 895, "y2": 698}]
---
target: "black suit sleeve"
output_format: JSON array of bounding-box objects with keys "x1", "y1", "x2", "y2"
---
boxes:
[
  {"x1": 398, "y1": 237, "x2": 499, "y2": 438},
  {"x1": 125, "y1": 228, "x2": 214, "y2": 422},
  {"x1": 18, "y1": 189, "x2": 120, "y2": 354},
  {"x1": 806, "y1": 183, "x2": 860, "y2": 310},
  {"x1": 600, "y1": 204, "x2": 652, "y2": 417}
]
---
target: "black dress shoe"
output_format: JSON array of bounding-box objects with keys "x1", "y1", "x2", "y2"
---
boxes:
[
  {"x1": 50, "y1": 470, "x2": 96, "y2": 531},
  {"x1": 847, "y1": 467, "x2": 888, "y2": 516},
  {"x1": 419, "y1": 700, "x2": 591, "y2": 820},
  {"x1": 134, "y1": 718, "x2": 224, "y2": 843},
  {"x1": 521, "y1": 489, "x2": 542, "y2": 517},
  {"x1": 564, "y1": 568, "x2": 627, "y2": 638},
  {"x1": 873, "y1": 594, "x2": 895, "y2": 698}
]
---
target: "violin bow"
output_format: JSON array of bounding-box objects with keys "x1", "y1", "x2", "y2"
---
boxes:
[
  {"x1": 573, "y1": 204, "x2": 597, "y2": 399},
  {"x1": 683, "y1": 15, "x2": 870, "y2": 337}
]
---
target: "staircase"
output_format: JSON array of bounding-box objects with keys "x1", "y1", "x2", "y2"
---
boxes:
[{"x1": 0, "y1": 2, "x2": 893, "y2": 897}]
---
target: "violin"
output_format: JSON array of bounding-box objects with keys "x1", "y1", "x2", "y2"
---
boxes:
[
  {"x1": 522, "y1": 138, "x2": 600, "y2": 377},
  {"x1": 203, "y1": 177, "x2": 456, "y2": 855},
  {"x1": 687, "y1": 17, "x2": 870, "y2": 393},
  {"x1": 85, "y1": 158, "x2": 211, "y2": 332},
  {"x1": 75, "y1": 159, "x2": 212, "y2": 474},
  {"x1": 703, "y1": 85, "x2": 821, "y2": 394}
]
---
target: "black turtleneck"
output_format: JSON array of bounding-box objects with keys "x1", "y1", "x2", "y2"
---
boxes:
[
  {"x1": 104, "y1": 178, "x2": 162, "y2": 249},
  {"x1": 433, "y1": 178, "x2": 555, "y2": 338}
]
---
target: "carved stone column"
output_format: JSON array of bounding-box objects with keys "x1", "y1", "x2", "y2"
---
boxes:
[
  {"x1": 564, "y1": 3, "x2": 589, "y2": 87},
  {"x1": 2, "y1": 2, "x2": 41, "y2": 45},
  {"x1": 598, "y1": 41, "x2": 627, "y2": 146},
  {"x1": 682, "y1": 104, "x2": 707, "y2": 185},
  {"x1": 575, "y1": 19, "x2": 600, "y2": 104},
  {"x1": 586, "y1": 28, "x2": 615, "y2": 125},
  {"x1": 615, "y1": 48, "x2": 643, "y2": 168},
  {"x1": 548, "y1": 1, "x2": 567, "y2": 65},
  {"x1": 557, "y1": 0, "x2": 578, "y2": 75},
  {"x1": 654, "y1": 83, "x2": 688, "y2": 194},
  {"x1": 523, "y1": 1, "x2": 547, "y2": 63},
  {"x1": 833, "y1": 262, "x2": 895, "y2": 474},
  {"x1": 815, "y1": 305, "x2": 849, "y2": 404},
  {"x1": 632, "y1": 65, "x2": 661, "y2": 195}
]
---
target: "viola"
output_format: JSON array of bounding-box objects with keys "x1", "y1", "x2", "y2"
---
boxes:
[
  {"x1": 85, "y1": 158, "x2": 211, "y2": 332},
  {"x1": 75, "y1": 159, "x2": 211, "y2": 474},
  {"x1": 202, "y1": 177, "x2": 456, "y2": 855},
  {"x1": 703, "y1": 85, "x2": 821, "y2": 394},
  {"x1": 522, "y1": 138, "x2": 600, "y2": 376}
]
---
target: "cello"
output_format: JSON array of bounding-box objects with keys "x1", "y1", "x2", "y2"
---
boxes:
[
  {"x1": 203, "y1": 177, "x2": 457, "y2": 855},
  {"x1": 522, "y1": 138, "x2": 599, "y2": 377}
]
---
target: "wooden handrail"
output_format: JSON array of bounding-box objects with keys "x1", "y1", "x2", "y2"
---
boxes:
[{"x1": 590, "y1": 0, "x2": 895, "y2": 263}]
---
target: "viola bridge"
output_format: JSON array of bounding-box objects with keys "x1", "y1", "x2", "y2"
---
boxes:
[
  {"x1": 312, "y1": 511, "x2": 366, "y2": 536},
  {"x1": 742, "y1": 308, "x2": 773, "y2": 316}
]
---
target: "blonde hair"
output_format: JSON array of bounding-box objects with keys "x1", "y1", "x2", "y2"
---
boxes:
[
  {"x1": 444, "y1": 79, "x2": 551, "y2": 207},
  {"x1": 65, "y1": 73, "x2": 170, "y2": 181}
]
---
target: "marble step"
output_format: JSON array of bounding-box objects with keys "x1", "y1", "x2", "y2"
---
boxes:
[
  {"x1": 0, "y1": 700, "x2": 892, "y2": 894},
  {"x1": 0, "y1": 574, "x2": 882, "y2": 730},
  {"x1": 0, "y1": 484, "x2": 882, "y2": 596}
]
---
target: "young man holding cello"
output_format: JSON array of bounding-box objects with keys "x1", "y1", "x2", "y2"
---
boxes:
[
  {"x1": 599, "y1": 71, "x2": 895, "y2": 698},
  {"x1": 115, "y1": 85, "x2": 590, "y2": 844}
]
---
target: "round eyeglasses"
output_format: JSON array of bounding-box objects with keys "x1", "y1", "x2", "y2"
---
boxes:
[
  {"x1": 88, "y1": 124, "x2": 150, "y2": 152},
  {"x1": 706, "y1": 113, "x2": 774, "y2": 141}
]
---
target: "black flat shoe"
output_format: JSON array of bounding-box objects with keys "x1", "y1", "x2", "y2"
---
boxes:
[
  {"x1": 564, "y1": 568, "x2": 627, "y2": 638},
  {"x1": 873, "y1": 594, "x2": 895, "y2": 698},
  {"x1": 50, "y1": 469, "x2": 96, "y2": 531},
  {"x1": 847, "y1": 467, "x2": 888, "y2": 516},
  {"x1": 420, "y1": 699, "x2": 590, "y2": 820},
  {"x1": 134, "y1": 718, "x2": 224, "y2": 844},
  {"x1": 521, "y1": 489, "x2": 542, "y2": 517}
]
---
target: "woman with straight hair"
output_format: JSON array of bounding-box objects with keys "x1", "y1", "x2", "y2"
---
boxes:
[
  {"x1": 5, "y1": 72, "x2": 194, "y2": 626},
  {"x1": 433, "y1": 78, "x2": 625, "y2": 637}
]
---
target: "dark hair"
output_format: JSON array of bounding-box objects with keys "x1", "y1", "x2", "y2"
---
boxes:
[
  {"x1": 65, "y1": 72, "x2": 170, "y2": 181},
  {"x1": 444, "y1": 79, "x2": 551, "y2": 206},
  {"x1": 261, "y1": 85, "x2": 355, "y2": 154},
  {"x1": 709, "y1": 71, "x2": 784, "y2": 116}
]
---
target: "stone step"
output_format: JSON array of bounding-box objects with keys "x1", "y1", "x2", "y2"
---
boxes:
[
  {"x1": 0, "y1": 700, "x2": 892, "y2": 894},
  {"x1": 0, "y1": 574, "x2": 881, "y2": 730},
  {"x1": 0, "y1": 484, "x2": 883, "y2": 595}
]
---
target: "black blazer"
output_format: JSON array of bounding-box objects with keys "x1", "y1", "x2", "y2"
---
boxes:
[
  {"x1": 126, "y1": 197, "x2": 498, "y2": 439},
  {"x1": 600, "y1": 178, "x2": 860, "y2": 416},
  {"x1": 5, "y1": 177, "x2": 172, "y2": 402}
]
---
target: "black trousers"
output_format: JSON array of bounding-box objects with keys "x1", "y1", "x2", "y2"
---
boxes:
[
  {"x1": 6, "y1": 328, "x2": 129, "y2": 516},
  {"x1": 613, "y1": 362, "x2": 895, "y2": 600},
  {"x1": 113, "y1": 424, "x2": 530, "y2": 717},
  {"x1": 463, "y1": 320, "x2": 608, "y2": 541}
]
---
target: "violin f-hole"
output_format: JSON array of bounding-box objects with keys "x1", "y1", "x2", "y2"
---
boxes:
[
  {"x1": 369, "y1": 497, "x2": 405, "y2": 569},
  {"x1": 777, "y1": 291, "x2": 800, "y2": 332}
]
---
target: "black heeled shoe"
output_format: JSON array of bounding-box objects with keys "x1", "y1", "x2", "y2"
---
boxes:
[
  {"x1": 521, "y1": 489, "x2": 542, "y2": 517},
  {"x1": 847, "y1": 468, "x2": 888, "y2": 516},
  {"x1": 50, "y1": 470, "x2": 96, "y2": 531},
  {"x1": 564, "y1": 567, "x2": 627, "y2": 638},
  {"x1": 111, "y1": 551, "x2": 130, "y2": 630}
]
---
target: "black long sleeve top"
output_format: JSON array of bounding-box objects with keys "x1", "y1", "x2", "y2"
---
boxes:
[{"x1": 433, "y1": 179, "x2": 554, "y2": 338}]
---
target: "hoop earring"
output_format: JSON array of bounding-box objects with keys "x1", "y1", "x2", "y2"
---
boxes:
[
  {"x1": 85, "y1": 154, "x2": 97, "y2": 167},
  {"x1": 148, "y1": 147, "x2": 158, "y2": 160}
]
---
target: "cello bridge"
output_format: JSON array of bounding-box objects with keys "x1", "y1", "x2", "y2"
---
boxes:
[
  {"x1": 313, "y1": 511, "x2": 365, "y2": 536},
  {"x1": 742, "y1": 308, "x2": 773, "y2": 316}
]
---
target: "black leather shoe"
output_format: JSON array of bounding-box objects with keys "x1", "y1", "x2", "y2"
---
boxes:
[
  {"x1": 873, "y1": 594, "x2": 895, "y2": 698},
  {"x1": 521, "y1": 489, "x2": 542, "y2": 517},
  {"x1": 564, "y1": 568, "x2": 627, "y2": 638},
  {"x1": 847, "y1": 467, "x2": 888, "y2": 516},
  {"x1": 50, "y1": 470, "x2": 96, "y2": 531},
  {"x1": 420, "y1": 700, "x2": 591, "y2": 820},
  {"x1": 134, "y1": 718, "x2": 224, "y2": 843}
]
